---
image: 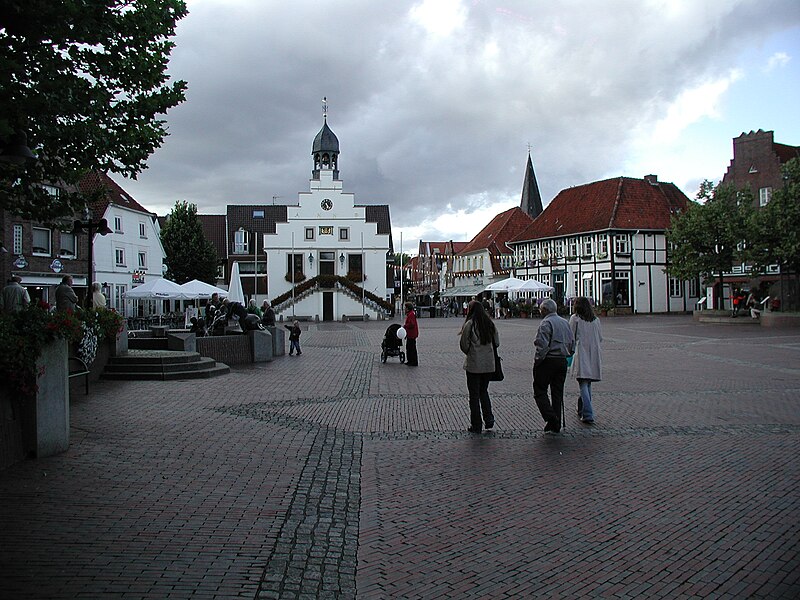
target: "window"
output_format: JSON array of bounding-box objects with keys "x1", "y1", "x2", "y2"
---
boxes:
[
  {"x1": 568, "y1": 238, "x2": 578, "y2": 257},
  {"x1": 689, "y1": 278, "x2": 700, "y2": 298},
  {"x1": 115, "y1": 248, "x2": 125, "y2": 266},
  {"x1": 114, "y1": 216, "x2": 123, "y2": 233},
  {"x1": 114, "y1": 285, "x2": 126, "y2": 313},
  {"x1": 339, "y1": 227, "x2": 349, "y2": 241},
  {"x1": 233, "y1": 229, "x2": 248, "y2": 254},
  {"x1": 139, "y1": 222, "x2": 147, "y2": 238},
  {"x1": 32, "y1": 227, "x2": 51, "y2": 255},
  {"x1": 305, "y1": 227, "x2": 315, "y2": 241},
  {"x1": 59, "y1": 232, "x2": 77, "y2": 258},
  {"x1": 138, "y1": 252, "x2": 147, "y2": 269},
  {"x1": 253, "y1": 209, "x2": 264, "y2": 218},
  {"x1": 582, "y1": 236, "x2": 593, "y2": 256},
  {"x1": 13, "y1": 224, "x2": 23, "y2": 255},
  {"x1": 599, "y1": 236, "x2": 609, "y2": 256},
  {"x1": 759, "y1": 187, "x2": 772, "y2": 207},
  {"x1": 554, "y1": 239, "x2": 564, "y2": 258},
  {"x1": 42, "y1": 184, "x2": 60, "y2": 197},
  {"x1": 669, "y1": 278, "x2": 683, "y2": 297},
  {"x1": 287, "y1": 253, "x2": 304, "y2": 277},
  {"x1": 614, "y1": 234, "x2": 630, "y2": 254},
  {"x1": 216, "y1": 263, "x2": 225, "y2": 280}
]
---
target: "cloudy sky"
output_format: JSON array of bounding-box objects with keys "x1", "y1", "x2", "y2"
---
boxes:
[{"x1": 113, "y1": 0, "x2": 800, "y2": 251}]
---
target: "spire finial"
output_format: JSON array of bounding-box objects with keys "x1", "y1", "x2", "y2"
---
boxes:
[
  {"x1": 527, "y1": 142, "x2": 532, "y2": 155},
  {"x1": 322, "y1": 96, "x2": 328, "y2": 121}
]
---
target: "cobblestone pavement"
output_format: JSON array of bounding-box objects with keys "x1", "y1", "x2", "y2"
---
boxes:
[{"x1": 1, "y1": 315, "x2": 799, "y2": 599}]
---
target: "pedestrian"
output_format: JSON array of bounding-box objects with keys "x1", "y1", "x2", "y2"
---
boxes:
[
  {"x1": 55, "y1": 275, "x2": 79, "y2": 312},
  {"x1": 285, "y1": 320, "x2": 302, "y2": 355},
  {"x1": 746, "y1": 290, "x2": 761, "y2": 320},
  {"x1": 261, "y1": 300, "x2": 276, "y2": 327},
  {"x1": 91, "y1": 282, "x2": 107, "y2": 309},
  {"x1": 0, "y1": 275, "x2": 30, "y2": 314},
  {"x1": 460, "y1": 300, "x2": 499, "y2": 433},
  {"x1": 246, "y1": 298, "x2": 262, "y2": 317},
  {"x1": 569, "y1": 297, "x2": 603, "y2": 425},
  {"x1": 532, "y1": 298, "x2": 575, "y2": 434},
  {"x1": 403, "y1": 301, "x2": 419, "y2": 366}
]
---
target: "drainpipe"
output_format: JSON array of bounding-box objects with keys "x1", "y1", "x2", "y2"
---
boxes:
[{"x1": 631, "y1": 230, "x2": 640, "y2": 314}]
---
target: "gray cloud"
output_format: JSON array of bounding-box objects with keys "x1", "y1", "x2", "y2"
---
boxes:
[{"x1": 117, "y1": 0, "x2": 800, "y2": 238}]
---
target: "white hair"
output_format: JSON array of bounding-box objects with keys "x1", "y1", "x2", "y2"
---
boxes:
[{"x1": 540, "y1": 298, "x2": 557, "y2": 315}]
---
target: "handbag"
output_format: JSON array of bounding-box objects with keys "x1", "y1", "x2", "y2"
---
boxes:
[{"x1": 488, "y1": 341, "x2": 504, "y2": 381}]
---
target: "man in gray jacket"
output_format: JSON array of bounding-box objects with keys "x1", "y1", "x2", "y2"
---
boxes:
[
  {"x1": 0, "y1": 275, "x2": 30, "y2": 314},
  {"x1": 533, "y1": 299, "x2": 575, "y2": 433}
]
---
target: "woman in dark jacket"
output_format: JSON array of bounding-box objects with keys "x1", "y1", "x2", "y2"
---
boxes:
[{"x1": 459, "y1": 300, "x2": 500, "y2": 433}]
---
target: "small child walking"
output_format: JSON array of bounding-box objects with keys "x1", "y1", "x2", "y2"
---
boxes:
[{"x1": 285, "y1": 320, "x2": 302, "y2": 355}]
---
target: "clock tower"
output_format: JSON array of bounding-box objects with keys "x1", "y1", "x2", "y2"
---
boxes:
[{"x1": 312, "y1": 96, "x2": 340, "y2": 181}]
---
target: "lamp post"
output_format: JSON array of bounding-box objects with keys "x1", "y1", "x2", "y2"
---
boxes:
[{"x1": 72, "y1": 209, "x2": 113, "y2": 307}]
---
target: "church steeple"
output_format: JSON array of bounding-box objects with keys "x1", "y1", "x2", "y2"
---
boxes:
[
  {"x1": 312, "y1": 96, "x2": 340, "y2": 180},
  {"x1": 520, "y1": 150, "x2": 543, "y2": 219}
]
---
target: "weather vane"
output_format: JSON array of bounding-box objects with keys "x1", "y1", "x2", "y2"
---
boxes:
[{"x1": 322, "y1": 96, "x2": 328, "y2": 120}]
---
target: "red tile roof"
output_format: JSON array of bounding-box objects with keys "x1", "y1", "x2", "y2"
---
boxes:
[
  {"x1": 78, "y1": 171, "x2": 154, "y2": 218},
  {"x1": 512, "y1": 176, "x2": 690, "y2": 242},
  {"x1": 459, "y1": 207, "x2": 534, "y2": 255},
  {"x1": 774, "y1": 142, "x2": 800, "y2": 164}
]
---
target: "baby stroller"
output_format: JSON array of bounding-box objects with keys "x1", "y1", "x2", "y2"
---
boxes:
[{"x1": 381, "y1": 323, "x2": 406, "y2": 363}]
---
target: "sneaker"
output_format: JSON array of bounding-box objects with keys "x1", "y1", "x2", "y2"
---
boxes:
[
  {"x1": 485, "y1": 421, "x2": 494, "y2": 430},
  {"x1": 581, "y1": 418, "x2": 595, "y2": 425}
]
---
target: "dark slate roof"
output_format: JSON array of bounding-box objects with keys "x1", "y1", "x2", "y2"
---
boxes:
[
  {"x1": 78, "y1": 171, "x2": 154, "y2": 218},
  {"x1": 459, "y1": 207, "x2": 534, "y2": 255},
  {"x1": 198, "y1": 214, "x2": 227, "y2": 258},
  {"x1": 774, "y1": 142, "x2": 800, "y2": 164},
  {"x1": 226, "y1": 205, "x2": 288, "y2": 237},
  {"x1": 520, "y1": 153, "x2": 544, "y2": 219},
  {"x1": 312, "y1": 120, "x2": 340, "y2": 154},
  {"x1": 363, "y1": 204, "x2": 391, "y2": 235},
  {"x1": 512, "y1": 175, "x2": 690, "y2": 243}
]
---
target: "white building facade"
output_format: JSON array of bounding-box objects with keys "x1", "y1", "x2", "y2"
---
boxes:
[{"x1": 227, "y1": 111, "x2": 393, "y2": 321}]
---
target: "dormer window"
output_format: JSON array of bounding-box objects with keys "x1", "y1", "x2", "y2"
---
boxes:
[{"x1": 749, "y1": 165, "x2": 758, "y2": 174}]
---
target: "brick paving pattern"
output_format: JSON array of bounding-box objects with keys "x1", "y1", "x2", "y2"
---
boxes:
[{"x1": 1, "y1": 315, "x2": 798, "y2": 598}]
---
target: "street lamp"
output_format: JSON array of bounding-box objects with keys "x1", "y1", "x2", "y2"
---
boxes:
[
  {"x1": 0, "y1": 129, "x2": 37, "y2": 165},
  {"x1": 72, "y1": 209, "x2": 113, "y2": 307}
]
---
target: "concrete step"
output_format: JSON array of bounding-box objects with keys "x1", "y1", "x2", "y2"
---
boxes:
[
  {"x1": 101, "y1": 362, "x2": 230, "y2": 381},
  {"x1": 107, "y1": 350, "x2": 202, "y2": 365},
  {"x1": 104, "y1": 356, "x2": 219, "y2": 374}
]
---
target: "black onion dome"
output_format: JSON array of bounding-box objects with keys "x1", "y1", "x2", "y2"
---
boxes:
[{"x1": 312, "y1": 121, "x2": 340, "y2": 154}]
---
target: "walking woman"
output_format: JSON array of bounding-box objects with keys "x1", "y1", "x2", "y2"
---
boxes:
[
  {"x1": 459, "y1": 300, "x2": 500, "y2": 433},
  {"x1": 568, "y1": 297, "x2": 603, "y2": 424}
]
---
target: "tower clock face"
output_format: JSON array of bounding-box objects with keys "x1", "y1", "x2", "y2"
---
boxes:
[{"x1": 321, "y1": 198, "x2": 333, "y2": 210}]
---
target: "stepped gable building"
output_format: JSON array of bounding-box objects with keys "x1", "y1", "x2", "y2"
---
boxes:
[
  {"x1": 79, "y1": 171, "x2": 165, "y2": 315},
  {"x1": 509, "y1": 174, "x2": 695, "y2": 314},
  {"x1": 447, "y1": 207, "x2": 534, "y2": 297},
  {"x1": 721, "y1": 129, "x2": 799, "y2": 208},
  {"x1": 226, "y1": 103, "x2": 394, "y2": 321},
  {"x1": 520, "y1": 151, "x2": 544, "y2": 219}
]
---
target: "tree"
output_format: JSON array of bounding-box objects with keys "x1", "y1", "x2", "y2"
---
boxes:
[
  {"x1": 666, "y1": 181, "x2": 753, "y2": 309},
  {"x1": 0, "y1": 0, "x2": 188, "y2": 221},
  {"x1": 747, "y1": 158, "x2": 800, "y2": 310},
  {"x1": 160, "y1": 201, "x2": 218, "y2": 285}
]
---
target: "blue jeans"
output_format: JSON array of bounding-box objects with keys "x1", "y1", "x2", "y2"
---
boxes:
[
  {"x1": 289, "y1": 340, "x2": 301, "y2": 354},
  {"x1": 578, "y1": 379, "x2": 594, "y2": 420}
]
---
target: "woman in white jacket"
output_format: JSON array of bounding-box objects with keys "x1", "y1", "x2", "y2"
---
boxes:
[
  {"x1": 569, "y1": 297, "x2": 603, "y2": 424},
  {"x1": 459, "y1": 300, "x2": 500, "y2": 433}
]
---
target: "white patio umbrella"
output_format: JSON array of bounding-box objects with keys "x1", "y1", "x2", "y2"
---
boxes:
[
  {"x1": 179, "y1": 279, "x2": 229, "y2": 300},
  {"x1": 516, "y1": 278, "x2": 554, "y2": 292},
  {"x1": 484, "y1": 277, "x2": 527, "y2": 292},
  {"x1": 227, "y1": 262, "x2": 245, "y2": 304},
  {"x1": 124, "y1": 277, "x2": 187, "y2": 299}
]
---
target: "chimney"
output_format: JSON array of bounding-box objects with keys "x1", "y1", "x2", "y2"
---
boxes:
[{"x1": 644, "y1": 174, "x2": 658, "y2": 185}]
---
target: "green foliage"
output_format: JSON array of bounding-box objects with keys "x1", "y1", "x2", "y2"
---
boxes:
[
  {"x1": 0, "y1": 0, "x2": 188, "y2": 221},
  {"x1": 666, "y1": 181, "x2": 753, "y2": 287},
  {"x1": 748, "y1": 158, "x2": 800, "y2": 275},
  {"x1": 0, "y1": 303, "x2": 124, "y2": 399},
  {"x1": 160, "y1": 201, "x2": 219, "y2": 284}
]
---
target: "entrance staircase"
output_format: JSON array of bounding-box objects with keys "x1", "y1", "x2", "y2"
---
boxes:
[{"x1": 102, "y1": 350, "x2": 230, "y2": 381}]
